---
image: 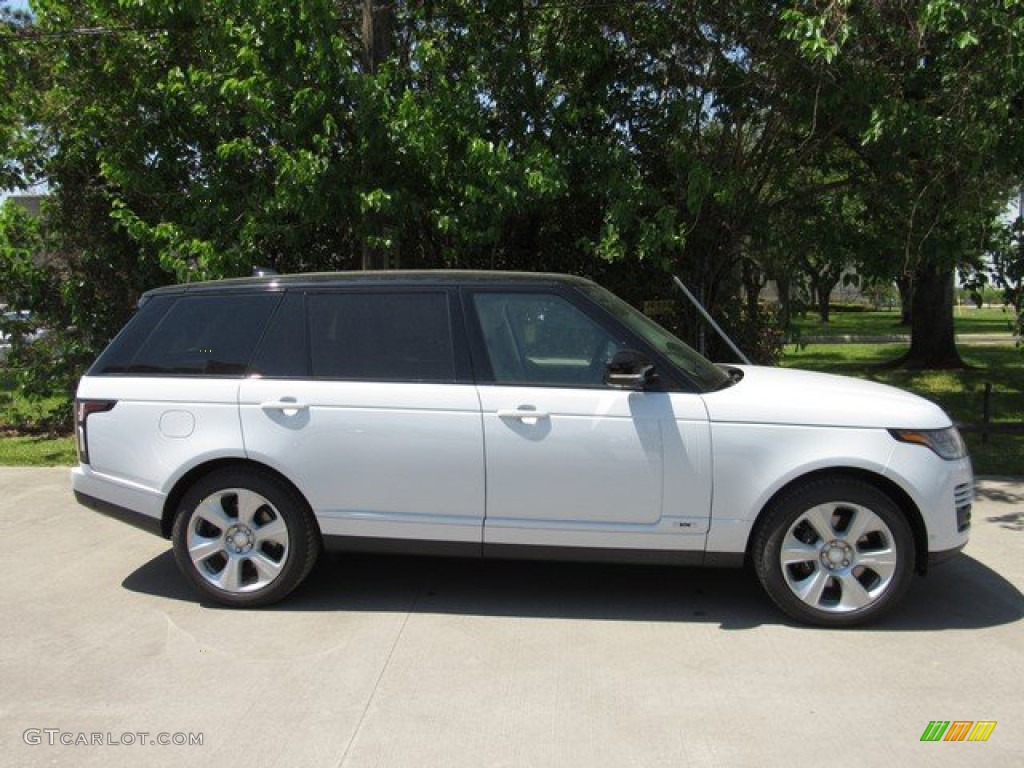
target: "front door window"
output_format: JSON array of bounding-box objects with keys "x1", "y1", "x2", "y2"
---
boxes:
[{"x1": 473, "y1": 292, "x2": 625, "y2": 387}]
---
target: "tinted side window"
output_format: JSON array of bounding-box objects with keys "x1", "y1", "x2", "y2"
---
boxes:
[
  {"x1": 308, "y1": 292, "x2": 455, "y2": 382},
  {"x1": 473, "y1": 292, "x2": 625, "y2": 387},
  {"x1": 89, "y1": 295, "x2": 175, "y2": 375},
  {"x1": 249, "y1": 292, "x2": 308, "y2": 378},
  {"x1": 116, "y1": 294, "x2": 280, "y2": 376}
]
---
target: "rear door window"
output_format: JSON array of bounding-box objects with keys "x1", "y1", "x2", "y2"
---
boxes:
[
  {"x1": 307, "y1": 291, "x2": 455, "y2": 382},
  {"x1": 248, "y1": 292, "x2": 308, "y2": 378}
]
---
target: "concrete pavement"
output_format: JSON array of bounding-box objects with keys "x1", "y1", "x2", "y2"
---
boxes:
[{"x1": 1, "y1": 467, "x2": 1021, "y2": 767}]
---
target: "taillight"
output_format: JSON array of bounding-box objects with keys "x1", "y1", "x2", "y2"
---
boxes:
[{"x1": 75, "y1": 399, "x2": 116, "y2": 465}]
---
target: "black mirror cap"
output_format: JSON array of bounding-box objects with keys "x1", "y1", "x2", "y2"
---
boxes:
[{"x1": 604, "y1": 349, "x2": 657, "y2": 390}]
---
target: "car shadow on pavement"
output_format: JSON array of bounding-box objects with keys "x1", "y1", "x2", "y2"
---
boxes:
[
  {"x1": 122, "y1": 549, "x2": 1022, "y2": 631},
  {"x1": 985, "y1": 512, "x2": 1023, "y2": 532},
  {"x1": 973, "y1": 482, "x2": 1024, "y2": 506}
]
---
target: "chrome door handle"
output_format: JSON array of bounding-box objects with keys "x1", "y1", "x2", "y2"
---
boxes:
[{"x1": 497, "y1": 408, "x2": 550, "y2": 421}]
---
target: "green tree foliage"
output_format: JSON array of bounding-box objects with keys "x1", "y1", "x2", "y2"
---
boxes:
[
  {"x1": 1, "y1": 0, "x2": 1022, "y2": 429},
  {"x1": 0, "y1": 2, "x2": 39, "y2": 191},
  {"x1": 990, "y1": 213, "x2": 1024, "y2": 339},
  {"x1": 782, "y1": 0, "x2": 1024, "y2": 366}
]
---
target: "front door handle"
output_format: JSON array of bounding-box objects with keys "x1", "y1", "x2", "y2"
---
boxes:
[{"x1": 497, "y1": 408, "x2": 550, "y2": 422}]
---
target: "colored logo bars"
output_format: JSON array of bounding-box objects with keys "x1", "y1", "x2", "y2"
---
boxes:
[{"x1": 921, "y1": 721, "x2": 997, "y2": 742}]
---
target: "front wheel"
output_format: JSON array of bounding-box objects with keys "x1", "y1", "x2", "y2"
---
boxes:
[
  {"x1": 171, "y1": 468, "x2": 320, "y2": 607},
  {"x1": 752, "y1": 478, "x2": 915, "y2": 627}
]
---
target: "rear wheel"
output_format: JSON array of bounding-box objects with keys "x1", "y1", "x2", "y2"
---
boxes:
[
  {"x1": 752, "y1": 477, "x2": 915, "y2": 627},
  {"x1": 171, "y1": 468, "x2": 320, "y2": 607}
]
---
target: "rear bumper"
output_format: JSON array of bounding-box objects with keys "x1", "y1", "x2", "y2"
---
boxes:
[
  {"x1": 70, "y1": 465, "x2": 166, "y2": 537},
  {"x1": 74, "y1": 491, "x2": 164, "y2": 537}
]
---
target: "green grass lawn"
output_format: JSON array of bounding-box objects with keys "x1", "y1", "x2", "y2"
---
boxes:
[
  {"x1": 0, "y1": 434, "x2": 76, "y2": 466},
  {"x1": 792, "y1": 306, "x2": 1018, "y2": 338},
  {"x1": 1, "y1": 367, "x2": 76, "y2": 465},
  {"x1": 781, "y1": 343, "x2": 1024, "y2": 476}
]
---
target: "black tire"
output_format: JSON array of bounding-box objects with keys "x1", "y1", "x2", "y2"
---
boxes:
[
  {"x1": 752, "y1": 477, "x2": 915, "y2": 627},
  {"x1": 171, "y1": 468, "x2": 320, "y2": 607}
]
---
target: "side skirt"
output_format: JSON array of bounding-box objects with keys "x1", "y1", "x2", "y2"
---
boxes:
[{"x1": 322, "y1": 535, "x2": 744, "y2": 568}]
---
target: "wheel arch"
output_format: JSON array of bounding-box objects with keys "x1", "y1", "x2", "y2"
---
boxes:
[
  {"x1": 160, "y1": 458, "x2": 320, "y2": 541},
  {"x1": 745, "y1": 467, "x2": 929, "y2": 575}
]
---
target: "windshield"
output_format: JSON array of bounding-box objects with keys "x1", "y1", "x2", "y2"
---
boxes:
[{"x1": 581, "y1": 284, "x2": 732, "y2": 391}]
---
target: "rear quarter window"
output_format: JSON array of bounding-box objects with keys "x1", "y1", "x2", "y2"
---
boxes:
[{"x1": 91, "y1": 293, "x2": 280, "y2": 376}]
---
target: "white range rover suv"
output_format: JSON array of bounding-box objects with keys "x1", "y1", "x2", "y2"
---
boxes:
[{"x1": 71, "y1": 271, "x2": 973, "y2": 626}]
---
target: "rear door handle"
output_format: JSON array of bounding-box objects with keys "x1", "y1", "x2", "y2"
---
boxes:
[
  {"x1": 260, "y1": 400, "x2": 309, "y2": 413},
  {"x1": 497, "y1": 408, "x2": 550, "y2": 422}
]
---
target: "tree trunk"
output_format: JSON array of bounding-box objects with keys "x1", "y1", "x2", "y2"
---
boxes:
[
  {"x1": 896, "y1": 273, "x2": 913, "y2": 326},
  {"x1": 360, "y1": 0, "x2": 394, "y2": 271},
  {"x1": 898, "y1": 265, "x2": 965, "y2": 369},
  {"x1": 813, "y1": 277, "x2": 838, "y2": 324},
  {"x1": 773, "y1": 274, "x2": 792, "y2": 329},
  {"x1": 816, "y1": 284, "x2": 830, "y2": 324},
  {"x1": 360, "y1": 0, "x2": 392, "y2": 75},
  {"x1": 741, "y1": 259, "x2": 764, "y2": 320}
]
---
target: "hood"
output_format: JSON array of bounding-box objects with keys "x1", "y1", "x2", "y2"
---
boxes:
[{"x1": 700, "y1": 365, "x2": 952, "y2": 430}]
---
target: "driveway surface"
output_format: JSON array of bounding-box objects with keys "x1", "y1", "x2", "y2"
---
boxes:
[{"x1": 1, "y1": 467, "x2": 1021, "y2": 767}]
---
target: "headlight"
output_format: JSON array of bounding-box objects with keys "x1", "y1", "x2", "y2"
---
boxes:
[{"x1": 889, "y1": 426, "x2": 967, "y2": 460}]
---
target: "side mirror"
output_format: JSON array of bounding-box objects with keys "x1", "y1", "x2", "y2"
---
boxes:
[{"x1": 604, "y1": 349, "x2": 657, "y2": 390}]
